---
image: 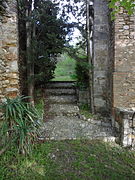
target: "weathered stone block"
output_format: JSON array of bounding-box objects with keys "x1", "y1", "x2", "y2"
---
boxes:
[
  {"x1": 112, "y1": 108, "x2": 135, "y2": 147},
  {"x1": 94, "y1": 98, "x2": 106, "y2": 107},
  {"x1": 93, "y1": 0, "x2": 112, "y2": 115},
  {"x1": 77, "y1": 89, "x2": 89, "y2": 106}
]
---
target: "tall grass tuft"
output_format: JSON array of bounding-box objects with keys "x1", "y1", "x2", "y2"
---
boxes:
[{"x1": 0, "y1": 96, "x2": 41, "y2": 155}]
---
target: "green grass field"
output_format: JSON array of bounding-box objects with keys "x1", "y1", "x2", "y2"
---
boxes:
[
  {"x1": 52, "y1": 53, "x2": 76, "y2": 81},
  {"x1": 1, "y1": 140, "x2": 135, "y2": 180}
]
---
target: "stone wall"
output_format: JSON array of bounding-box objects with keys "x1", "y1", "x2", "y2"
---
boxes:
[
  {"x1": 93, "y1": 1, "x2": 135, "y2": 116},
  {"x1": 0, "y1": 0, "x2": 19, "y2": 104},
  {"x1": 112, "y1": 8, "x2": 135, "y2": 148},
  {"x1": 113, "y1": 9, "x2": 135, "y2": 108},
  {"x1": 112, "y1": 108, "x2": 135, "y2": 148},
  {"x1": 93, "y1": 0, "x2": 112, "y2": 116}
]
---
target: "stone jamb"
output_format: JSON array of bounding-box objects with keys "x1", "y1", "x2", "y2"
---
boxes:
[{"x1": 112, "y1": 107, "x2": 135, "y2": 148}]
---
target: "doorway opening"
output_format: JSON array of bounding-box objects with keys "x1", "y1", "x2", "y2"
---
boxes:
[
  {"x1": 17, "y1": 0, "x2": 94, "y2": 111},
  {"x1": 50, "y1": 0, "x2": 94, "y2": 94}
]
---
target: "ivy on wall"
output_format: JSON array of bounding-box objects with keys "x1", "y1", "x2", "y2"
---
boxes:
[{"x1": 109, "y1": 0, "x2": 135, "y2": 18}]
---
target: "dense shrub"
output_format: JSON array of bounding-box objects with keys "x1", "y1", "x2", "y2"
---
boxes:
[{"x1": 75, "y1": 60, "x2": 91, "y2": 89}]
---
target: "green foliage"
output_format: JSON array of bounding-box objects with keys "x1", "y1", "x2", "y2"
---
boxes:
[
  {"x1": 35, "y1": 99, "x2": 44, "y2": 121},
  {"x1": 33, "y1": 0, "x2": 69, "y2": 85},
  {"x1": 17, "y1": 0, "x2": 71, "y2": 87},
  {"x1": 79, "y1": 103, "x2": 95, "y2": 119},
  {"x1": 75, "y1": 60, "x2": 91, "y2": 89},
  {"x1": 0, "y1": 140, "x2": 135, "y2": 179},
  {"x1": 109, "y1": 0, "x2": 135, "y2": 19},
  {"x1": 0, "y1": 96, "x2": 41, "y2": 154},
  {"x1": 66, "y1": 47, "x2": 91, "y2": 88},
  {"x1": 79, "y1": 103, "x2": 90, "y2": 111}
]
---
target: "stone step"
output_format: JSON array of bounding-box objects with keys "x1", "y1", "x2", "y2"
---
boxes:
[
  {"x1": 48, "y1": 104, "x2": 79, "y2": 116},
  {"x1": 45, "y1": 88, "x2": 76, "y2": 96},
  {"x1": 46, "y1": 95, "x2": 77, "y2": 104},
  {"x1": 79, "y1": 116, "x2": 112, "y2": 127},
  {"x1": 39, "y1": 136, "x2": 117, "y2": 142},
  {"x1": 46, "y1": 81, "x2": 76, "y2": 89},
  {"x1": 40, "y1": 116, "x2": 117, "y2": 141}
]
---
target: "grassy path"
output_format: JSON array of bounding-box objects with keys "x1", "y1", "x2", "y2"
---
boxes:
[
  {"x1": 52, "y1": 53, "x2": 76, "y2": 81},
  {"x1": 1, "y1": 140, "x2": 135, "y2": 180}
]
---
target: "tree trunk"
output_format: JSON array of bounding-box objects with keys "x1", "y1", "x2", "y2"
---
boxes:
[
  {"x1": 86, "y1": 0, "x2": 94, "y2": 113},
  {"x1": 26, "y1": 0, "x2": 34, "y2": 106}
]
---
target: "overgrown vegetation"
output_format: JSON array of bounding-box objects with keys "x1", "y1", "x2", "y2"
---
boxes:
[
  {"x1": 34, "y1": 89, "x2": 45, "y2": 121},
  {"x1": 66, "y1": 47, "x2": 91, "y2": 88},
  {"x1": 0, "y1": 96, "x2": 41, "y2": 155},
  {"x1": 109, "y1": 0, "x2": 135, "y2": 18},
  {"x1": 79, "y1": 103, "x2": 94, "y2": 119},
  {"x1": 74, "y1": 60, "x2": 91, "y2": 89},
  {"x1": 35, "y1": 99, "x2": 44, "y2": 120},
  {"x1": 0, "y1": 140, "x2": 135, "y2": 180}
]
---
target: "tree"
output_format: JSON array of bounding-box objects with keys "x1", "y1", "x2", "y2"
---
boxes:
[
  {"x1": 17, "y1": 0, "x2": 70, "y2": 104},
  {"x1": 34, "y1": 0, "x2": 68, "y2": 86},
  {"x1": 25, "y1": 0, "x2": 34, "y2": 105}
]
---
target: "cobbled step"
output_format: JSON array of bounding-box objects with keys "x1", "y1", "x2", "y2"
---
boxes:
[
  {"x1": 46, "y1": 95, "x2": 77, "y2": 104},
  {"x1": 46, "y1": 81, "x2": 76, "y2": 89},
  {"x1": 45, "y1": 88, "x2": 76, "y2": 96},
  {"x1": 48, "y1": 104, "x2": 79, "y2": 116}
]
